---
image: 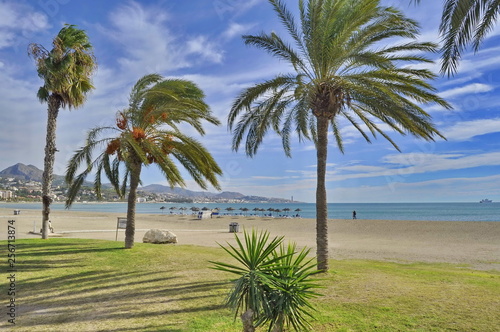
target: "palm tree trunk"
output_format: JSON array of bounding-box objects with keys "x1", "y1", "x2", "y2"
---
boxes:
[
  {"x1": 41, "y1": 95, "x2": 60, "y2": 239},
  {"x1": 316, "y1": 116, "x2": 329, "y2": 271},
  {"x1": 241, "y1": 309, "x2": 255, "y2": 332},
  {"x1": 125, "y1": 160, "x2": 141, "y2": 249}
]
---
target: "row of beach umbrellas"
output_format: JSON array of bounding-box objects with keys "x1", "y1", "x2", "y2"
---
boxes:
[{"x1": 160, "y1": 206, "x2": 301, "y2": 216}]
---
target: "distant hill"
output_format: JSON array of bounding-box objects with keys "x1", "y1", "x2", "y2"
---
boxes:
[
  {"x1": 0, "y1": 163, "x2": 44, "y2": 181},
  {"x1": 140, "y1": 184, "x2": 290, "y2": 202},
  {"x1": 0, "y1": 163, "x2": 64, "y2": 186},
  {"x1": 141, "y1": 185, "x2": 247, "y2": 199},
  {"x1": 0, "y1": 163, "x2": 294, "y2": 203},
  {"x1": 140, "y1": 184, "x2": 212, "y2": 197}
]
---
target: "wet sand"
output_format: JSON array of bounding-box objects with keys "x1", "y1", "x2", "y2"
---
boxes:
[{"x1": 2, "y1": 207, "x2": 499, "y2": 270}]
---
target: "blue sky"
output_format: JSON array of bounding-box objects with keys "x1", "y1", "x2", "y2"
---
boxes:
[{"x1": 1, "y1": 0, "x2": 499, "y2": 203}]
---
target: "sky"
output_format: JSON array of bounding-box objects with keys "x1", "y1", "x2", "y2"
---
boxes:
[{"x1": 0, "y1": 0, "x2": 499, "y2": 203}]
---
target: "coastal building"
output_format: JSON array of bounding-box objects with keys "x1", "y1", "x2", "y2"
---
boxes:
[{"x1": 0, "y1": 190, "x2": 13, "y2": 199}]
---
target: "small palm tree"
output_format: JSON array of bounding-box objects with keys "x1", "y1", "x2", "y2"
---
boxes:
[
  {"x1": 228, "y1": 0, "x2": 451, "y2": 271},
  {"x1": 28, "y1": 24, "x2": 97, "y2": 239},
  {"x1": 412, "y1": 0, "x2": 500, "y2": 75},
  {"x1": 212, "y1": 229, "x2": 321, "y2": 332},
  {"x1": 65, "y1": 74, "x2": 222, "y2": 248}
]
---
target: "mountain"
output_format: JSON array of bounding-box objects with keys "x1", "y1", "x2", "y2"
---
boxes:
[
  {"x1": 0, "y1": 163, "x2": 44, "y2": 181},
  {"x1": 0, "y1": 163, "x2": 65, "y2": 186}
]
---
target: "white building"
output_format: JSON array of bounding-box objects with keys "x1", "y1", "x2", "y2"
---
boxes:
[{"x1": 0, "y1": 190, "x2": 13, "y2": 199}]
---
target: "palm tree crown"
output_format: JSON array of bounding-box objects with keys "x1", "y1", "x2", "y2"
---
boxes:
[
  {"x1": 28, "y1": 23, "x2": 97, "y2": 109},
  {"x1": 66, "y1": 74, "x2": 222, "y2": 248},
  {"x1": 228, "y1": 0, "x2": 451, "y2": 271}
]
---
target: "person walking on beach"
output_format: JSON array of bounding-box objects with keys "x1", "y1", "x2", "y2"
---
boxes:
[{"x1": 352, "y1": 210, "x2": 357, "y2": 219}]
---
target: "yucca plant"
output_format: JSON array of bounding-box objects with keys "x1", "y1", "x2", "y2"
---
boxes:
[
  {"x1": 211, "y1": 230, "x2": 321, "y2": 332},
  {"x1": 264, "y1": 243, "x2": 321, "y2": 332}
]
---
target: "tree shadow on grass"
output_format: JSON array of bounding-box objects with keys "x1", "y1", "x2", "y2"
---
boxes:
[
  {"x1": 17, "y1": 272, "x2": 229, "y2": 330},
  {"x1": 15, "y1": 242, "x2": 125, "y2": 258},
  {"x1": 12, "y1": 239, "x2": 232, "y2": 331}
]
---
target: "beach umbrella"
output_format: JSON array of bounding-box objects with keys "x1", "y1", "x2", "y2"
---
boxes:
[
  {"x1": 202, "y1": 207, "x2": 210, "y2": 211},
  {"x1": 160, "y1": 206, "x2": 166, "y2": 214},
  {"x1": 241, "y1": 207, "x2": 249, "y2": 216},
  {"x1": 191, "y1": 207, "x2": 200, "y2": 212},
  {"x1": 179, "y1": 207, "x2": 187, "y2": 215},
  {"x1": 226, "y1": 207, "x2": 235, "y2": 215},
  {"x1": 283, "y1": 207, "x2": 290, "y2": 215}
]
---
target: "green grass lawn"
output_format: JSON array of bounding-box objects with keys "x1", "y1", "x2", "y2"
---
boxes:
[{"x1": 1, "y1": 238, "x2": 499, "y2": 331}]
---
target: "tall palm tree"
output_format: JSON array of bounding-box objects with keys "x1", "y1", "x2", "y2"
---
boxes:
[
  {"x1": 66, "y1": 74, "x2": 222, "y2": 248},
  {"x1": 228, "y1": 0, "x2": 451, "y2": 271},
  {"x1": 28, "y1": 24, "x2": 97, "y2": 239},
  {"x1": 412, "y1": 0, "x2": 500, "y2": 75}
]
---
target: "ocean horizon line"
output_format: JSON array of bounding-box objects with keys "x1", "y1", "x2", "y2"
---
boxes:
[{"x1": 1, "y1": 201, "x2": 499, "y2": 222}]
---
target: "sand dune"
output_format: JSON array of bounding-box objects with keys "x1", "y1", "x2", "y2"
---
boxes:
[{"x1": 2, "y1": 207, "x2": 499, "y2": 271}]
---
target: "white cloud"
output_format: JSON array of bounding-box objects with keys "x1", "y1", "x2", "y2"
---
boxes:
[
  {"x1": 444, "y1": 118, "x2": 500, "y2": 141},
  {"x1": 97, "y1": 1, "x2": 229, "y2": 80},
  {"x1": 383, "y1": 152, "x2": 500, "y2": 172},
  {"x1": 103, "y1": 1, "x2": 186, "y2": 75},
  {"x1": 186, "y1": 36, "x2": 224, "y2": 63},
  {"x1": 0, "y1": 2, "x2": 50, "y2": 49},
  {"x1": 223, "y1": 22, "x2": 256, "y2": 40},
  {"x1": 455, "y1": 53, "x2": 500, "y2": 75},
  {"x1": 339, "y1": 165, "x2": 390, "y2": 173},
  {"x1": 325, "y1": 151, "x2": 500, "y2": 183},
  {"x1": 440, "y1": 72, "x2": 483, "y2": 87},
  {"x1": 439, "y1": 83, "x2": 494, "y2": 99},
  {"x1": 213, "y1": 0, "x2": 265, "y2": 21}
]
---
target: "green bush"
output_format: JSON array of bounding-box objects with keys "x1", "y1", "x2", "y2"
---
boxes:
[{"x1": 211, "y1": 229, "x2": 321, "y2": 332}]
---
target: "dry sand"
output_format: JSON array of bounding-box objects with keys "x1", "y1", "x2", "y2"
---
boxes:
[{"x1": 2, "y1": 207, "x2": 499, "y2": 271}]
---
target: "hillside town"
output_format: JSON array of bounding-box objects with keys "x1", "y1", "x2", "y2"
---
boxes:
[{"x1": 0, "y1": 163, "x2": 293, "y2": 204}]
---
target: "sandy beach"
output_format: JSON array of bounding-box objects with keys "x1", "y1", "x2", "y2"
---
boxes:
[{"x1": 2, "y1": 207, "x2": 499, "y2": 271}]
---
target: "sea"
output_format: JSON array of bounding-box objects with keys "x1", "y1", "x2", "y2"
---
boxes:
[{"x1": 1, "y1": 202, "x2": 499, "y2": 222}]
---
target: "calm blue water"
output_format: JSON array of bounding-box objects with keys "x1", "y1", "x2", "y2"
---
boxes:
[{"x1": 1, "y1": 202, "x2": 499, "y2": 222}]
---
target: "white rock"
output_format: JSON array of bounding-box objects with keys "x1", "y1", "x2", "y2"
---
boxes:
[{"x1": 142, "y1": 229, "x2": 177, "y2": 244}]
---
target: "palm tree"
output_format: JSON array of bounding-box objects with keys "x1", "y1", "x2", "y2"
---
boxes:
[
  {"x1": 28, "y1": 24, "x2": 97, "y2": 239},
  {"x1": 65, "y1": 74, "x2": 222, "y2": 248},
  {"x1": 228, "y1": 0, "x2": 451, "y2": 271},
  {"x1": 411, "y1": 0, "x2": 500, "y2": 75}
]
